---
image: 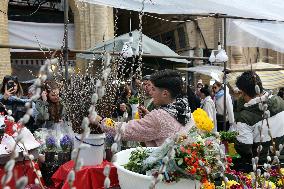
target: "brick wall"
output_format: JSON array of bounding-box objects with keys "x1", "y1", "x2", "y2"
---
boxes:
[
  {"x1": 0, "y1": 0, "x2": 12, "y2": 80},
  {"x1": 70, "y1": 0, "x2": 114, "y2": 72}
]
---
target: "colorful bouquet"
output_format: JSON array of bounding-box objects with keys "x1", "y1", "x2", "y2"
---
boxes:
[
  {"x1": 216, "y1": 168, "x2": 284, "y2": 189},
  {"x1": 124, "y1": 126, "x2": 226, "y2": 184}
]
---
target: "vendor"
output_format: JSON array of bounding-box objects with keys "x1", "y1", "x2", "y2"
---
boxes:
[
  {"x1": 101, "y1": 69, "x2": 192, "y2": 147},
  {"x1": 232, "y1": 71, "x2": 284, "y2": 170},
  {"x1": 35, "y1": 80, "x2": 65, "y2": 129}
]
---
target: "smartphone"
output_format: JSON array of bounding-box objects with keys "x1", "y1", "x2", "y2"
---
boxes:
[{"x1": 6, "y1": 81, "x2": 15, "y2": 91}]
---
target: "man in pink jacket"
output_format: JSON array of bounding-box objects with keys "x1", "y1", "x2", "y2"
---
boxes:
[{"x1": 102, "y1": 69, "x2": 192, "y2": 146}]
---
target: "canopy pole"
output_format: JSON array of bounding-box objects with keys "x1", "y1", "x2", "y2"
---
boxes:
[
  {"x1": 63, "y1": 0, "x2": 69, "y2": 80},
  {"x1": 223, "y1": 18, "x2": 227, "y2": 131}
]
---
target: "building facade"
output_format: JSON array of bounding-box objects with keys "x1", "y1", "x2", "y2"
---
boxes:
[{"x1": 0, "y1": 0, "x2": 114, "y2": 81}]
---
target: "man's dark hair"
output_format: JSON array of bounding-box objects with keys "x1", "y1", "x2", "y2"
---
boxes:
[
  {"x1": 200, "y1": 85, "x2": 210, "y2": 96},
  {"x1": 150, "y1": 69, "x2": 182, "y2": 98},
  {"x1": 278, "y1": 87, "x2": 284, "y2": 99},
  {"x1": 236, "y1": 71, "x2": 263, "y2": 98}
]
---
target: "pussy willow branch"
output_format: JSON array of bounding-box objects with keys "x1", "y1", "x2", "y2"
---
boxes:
[{"x1": 22, "y1": 143, "x2": 44, "y2": 189}]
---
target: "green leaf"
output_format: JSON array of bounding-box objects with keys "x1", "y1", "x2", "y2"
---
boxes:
[{"x1": 177, "y1": 158, "x2": 183, "y2": 165}]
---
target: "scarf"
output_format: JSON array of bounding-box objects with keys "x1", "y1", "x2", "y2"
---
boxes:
[
  {"x1": 161, "y1": 98, "x2": 191, "y2": 125},
  {"x1": 200, "y1": 96, "x2": 212, "y2": 109},
  {"x1": 215, "y1": 89, "x2": 224, "y2": 101}
]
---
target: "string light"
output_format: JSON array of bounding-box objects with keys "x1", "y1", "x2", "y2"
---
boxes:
[{"x1": 144, "y1": 13, "x2": 213, "y2": 23}]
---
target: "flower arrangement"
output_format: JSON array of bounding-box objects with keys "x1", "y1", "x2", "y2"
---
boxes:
[
  {"x1": 60, "y1": 135, "x2": 73, "y2": 152},
  {"x1": 45, "y1": 136, "x2": 57, "y2": 152},
  {"x1": 124, "y1": 126, "x2": 226, "y2": 185},
  {"x1": 214, "y1": 168, "x2": 284, "y2": 189},
  {"x1": 192, "y1": 108, "x2": 214, "y2": 132}
]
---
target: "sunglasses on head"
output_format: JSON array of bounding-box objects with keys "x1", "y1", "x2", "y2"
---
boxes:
[{"x1": 4, "y1": 75, "x2": 18, "y2": 82}]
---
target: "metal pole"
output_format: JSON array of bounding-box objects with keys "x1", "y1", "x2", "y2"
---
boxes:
[
  {"x1": 223, "y1": 18, "x2": 227, "y2": 131},
  {"x1": 64, "y1": 0, "x2": 69, "y2": 80}
]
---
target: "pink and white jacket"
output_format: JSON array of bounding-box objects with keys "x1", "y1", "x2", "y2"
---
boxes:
[{"x1": 103, "y1": 109, "x2": 192, "y2": 147}]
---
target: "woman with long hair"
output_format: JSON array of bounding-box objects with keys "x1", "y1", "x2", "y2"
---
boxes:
[
  {"x1": 101, "y1": 69, "x2": 192, "y2": 147},
  {"x1": 35, "y1": 80, "x2": 65, "y2": 128},
  {"x1": 0, "y1": 75, "x2": 32, "y2": 122}
]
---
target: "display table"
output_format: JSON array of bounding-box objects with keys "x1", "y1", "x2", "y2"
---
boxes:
[
  {"x1": 52, "y1": 160, "x2": 119, "y2": 189},
  {"x1": 0, "y1": 160, "x2": 40, "y2": 189}
]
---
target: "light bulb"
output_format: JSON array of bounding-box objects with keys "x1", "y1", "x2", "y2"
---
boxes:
[
  {"x1": 216, "y1": 49, "x2": 228, "y2": 62},
  {"x1": 217, "y1": 44, "x2": 222, "y2": 51}
]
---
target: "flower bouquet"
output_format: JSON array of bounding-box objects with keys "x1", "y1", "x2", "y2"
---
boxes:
[
  {"x1": 113, "y1": 109, "x2": 227, "y2": 189},
  {"x1": 215, "y1": 168, "x2": 284, "y2": 189}
]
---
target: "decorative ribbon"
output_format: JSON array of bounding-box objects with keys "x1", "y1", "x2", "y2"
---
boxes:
[{"x1": 75, "y1": 136, "x2": 104, "y2": 147}]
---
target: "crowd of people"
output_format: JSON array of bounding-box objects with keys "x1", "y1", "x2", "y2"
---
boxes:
[
  {"x1": 0, "y1": 76, "x2": 64, "y2": 132},
  {"x1": 101, "y1": 69, "x2": 284, "y2": 171},
  {"x1": 1, "y1": 68, "x2": 284, "y2": 172}
]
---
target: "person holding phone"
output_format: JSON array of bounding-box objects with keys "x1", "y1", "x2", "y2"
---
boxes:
[
  {"x1": 35, "y1": 80, "x2": 65, "y2": 129},
  {"x1": 0, "y1": 75, "x2": 33, "y2": 122}
]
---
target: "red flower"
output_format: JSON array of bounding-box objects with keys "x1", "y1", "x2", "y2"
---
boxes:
[
  {"x1": 190, "y1": 167, "x2": 197, "y2": 174},
  {"x1": 180, "y1": 146, "x2": 186, "y2": 153}
]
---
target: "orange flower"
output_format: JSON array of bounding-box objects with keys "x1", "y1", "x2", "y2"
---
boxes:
[
  {"x1": 190, "y1": 167, "x2": 197, "y2": 174},
  {"x1": 202, "y1": 181, "x2": 215, "y2": 189}
]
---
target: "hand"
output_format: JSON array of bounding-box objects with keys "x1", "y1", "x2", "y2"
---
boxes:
[
  {"x1": 138, "y1": 105, "x2": 149, "y2": 117},
  {"x1": 95, "y1": 115, "x2": 102, "y2": 123},
  {"x1": 41, "y1": 91, "x2": 47, "y2": 101},
  {"x1": 4, "y1": 86, "x2": 15, "y2": 100}
]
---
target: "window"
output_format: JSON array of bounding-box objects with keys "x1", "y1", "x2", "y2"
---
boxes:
[
  {"x1": 177, "y1": 27, "x2": 186, "y2": 49},
  {"x1": 152, "y1": 35, "x2": 161, "y2": 43},
  {"x1": 161, "y1": 30, "x2": 176, "y2": 50}
]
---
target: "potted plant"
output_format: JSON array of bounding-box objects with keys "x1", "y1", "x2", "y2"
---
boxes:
[
  {"x1": 61, "y1": 75, "x2": 106, "y2": 166},
  {"x1": 128, "y1": 96, "x2": 140, "y2": 119},
  {"x1": 45, "y1": 136, "x2": 57, "y2": 164},
  {"x1": 58, "y1": 134, "x2": 73, "y2": 164},
  {"x1": 220, "y1": 131, "x2": 239, "y2": 157}
]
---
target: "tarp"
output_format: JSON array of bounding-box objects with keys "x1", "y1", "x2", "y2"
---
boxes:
[
  {"x1": 178, "y1": 62, "x2": 284, "y2": 89},
  {"x1": 79, "y1": 0, "x2": 284, "y2": 54},
  {"x1": 227, "y1": 19, "x2": 284, "y2": 54},
  {"x1": 80, "y1": 0, "x2": 284, "y2": 21},
  {"x1": 77, "y1": 30, "x2": 190, "y2": 64},
  {"x1": 8, "y1": 20, "x2": 75, "y2": 51}
]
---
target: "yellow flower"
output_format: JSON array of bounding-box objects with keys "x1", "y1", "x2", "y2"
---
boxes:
[
  {"x1": 277, "y1": 179, "x2": 283, "y2": 186},
  {"x1": 264, "y1": 181, "x2": 276, "y2": 189},
  {"x1": 105, "y1": 118, "x2": 115, "y2": 128},
  {"x1": 222, "y1": 180, "x2": 239, "y2": 188},
  {"x1": 134, "y1": 112, "x2": 140, "y2": 120},
  {"x1": 193, "y1": 108, "x2": 214, "y2": 132},
  {"x1": 281, "y1": 168, "x2": 284, "y2": 175}
]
